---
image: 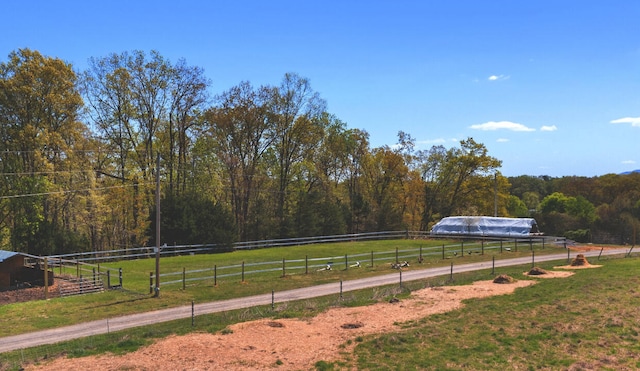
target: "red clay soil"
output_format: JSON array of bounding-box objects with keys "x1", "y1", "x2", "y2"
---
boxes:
[{"x1": 25, "y1": 280, "x2": 536, "y2": 371}]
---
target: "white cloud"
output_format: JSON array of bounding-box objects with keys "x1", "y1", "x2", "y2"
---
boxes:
[
  {"x1": 488, "y1": 74, "x2": 510, "y2": 81},
  {"x1": 470, "y1": 121, "x2": 535, "y2": 132},
  {"x1": 622, "y1": 160, "x2": 636, "y2": 164},
  {"x1": 416, "y1": 138, "x2": 447, "y2": 145},
  {"x1": 540, "y1": 125, "x2": 558, "y2": 132},
  {"x1": 497, "y1": 138, "x2": 510, "y2": 142},
  {"x1": 610, "y1": 117, "x2": 640, "y2": 127}
]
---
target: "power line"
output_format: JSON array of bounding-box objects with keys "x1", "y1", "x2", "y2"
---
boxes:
[
  {"x1": 0, "y1": 170, "x2": 97, "y2": 176},
  {"x1": 0, "y1": 182, "x2": 155, "y2": 200}
]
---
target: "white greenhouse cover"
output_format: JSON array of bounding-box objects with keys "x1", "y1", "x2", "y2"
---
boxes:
[{"x1": 430, "y1": 216, "x2": 540, "y2": 237}]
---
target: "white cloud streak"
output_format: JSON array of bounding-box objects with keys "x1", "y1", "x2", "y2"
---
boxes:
[
  {"x1": 488, "y1": 74, "x2": 510, "y2": 81},
  {"x1": 540, "y1": 125, "x2": 558, "y2": 132},
  {"x1": 610, "y1": 117, "x2": 640, "y2": 127},
  {"x1": 470, "y1": 121, "x2": 535, "y2": 132}
]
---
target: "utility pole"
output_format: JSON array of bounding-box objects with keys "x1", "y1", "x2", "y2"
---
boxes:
[
  {"x1": 154, "y1": 153, "x2": 161, "y2": 297},
  {"x1": 494, "y1": 172, "x2": 498, "y2": 217}
]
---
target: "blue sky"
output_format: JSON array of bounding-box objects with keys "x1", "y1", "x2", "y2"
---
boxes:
[{"x1": 2, "y1": 1, "x2": 640, "y2": 177}]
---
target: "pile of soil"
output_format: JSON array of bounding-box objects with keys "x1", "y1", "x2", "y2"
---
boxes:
[
  {"x1": 571, "y1": 254, "x2": 590, "y2": 267},
  {"x1": 493, "y1": 274, "x2": 515, "y2": 284},
  {"x1": 528, "y1": 267, "x2": 548, "y2": 276},
  {"x1": 0, "y1": 282, "x2": 59, "y2": 305}
]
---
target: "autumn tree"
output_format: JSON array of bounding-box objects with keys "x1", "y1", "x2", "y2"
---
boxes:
[{"x1": 0, "y1": 49, "x2": 90, "y2": 254}]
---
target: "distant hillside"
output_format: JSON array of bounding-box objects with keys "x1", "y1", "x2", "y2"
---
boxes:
[{"x1": 620, "y1": 169, "x2": 640, "y2": 175}]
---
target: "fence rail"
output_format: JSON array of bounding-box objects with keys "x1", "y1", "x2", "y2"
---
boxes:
[
  {"x1": 150, "y1": 238, "x2": 554, "y2": 292},
  {"x1": 47, "y1": 231, "x2": 557, "y2": 264}
]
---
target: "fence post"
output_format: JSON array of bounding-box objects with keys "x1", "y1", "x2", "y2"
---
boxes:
[
  {"x1": 44, "y1": 258, "x2": 49, "y2": 300},
  {"x1": 442, "y1": 244, "x2": 445, "y2": 260},
  {"x1": 214, "y1": 265, "x2": 217, "y2": 286},
  {"x1": 450, "y1": 261, "x2": 454, "y2": 281},
  {"x1": 340, "y1": 279, "x2": 343, "y2": 299},
  {"x1": 481, "y1": 239, "x2": 484, "y2": 255},
  {"x1": 370, "y1": 251, "x2": 374, "y2": 267},
  {"x1": 242, "y1": 261, "x2": 245, "y2": 283},
  {"x1": 183, "y1": 267, "x2": 186, "y2": 290},
  {"x1": 76, "y1": 259, "x2": 79, "y2": 278},
  {"x1": 419, "y1": 246, "x2": 423, "y2": 262},
  {"x1": 119, "y1": 268, "x2": 123, "y2": 288},
  {"x1": 598, "y1": 247, "x2": 604, "y2": 261},
  {"x1": 461, "y1": 240, "x2": 464, "y2": 256},
  {"x1": 150, "y1": 272, "x2": 153, "y2": 294},
  {"x1": 492, "y1": 256, "x2": 495, "y2": 275},
  {"x1": 282, "y1": 258, "x2": 285, "y2": 277},
  {"x1": 305, "y1": 255, "x2": 308, "y2": 275},
  {"x1": 345, "y1": 254, "x2": 348, "y2": 270},
  {"x1": 532, "y1": 251, "x2": 535, "y2": 267},
  {"x1": 399, "y1": 270, "x2": 402, "y2": 288},
  {"x1": 500, "y1": 240, "x2": 503, "y2": 253},
  {"x1": 93, "y1": 268, "x2": 96, "y2": 285}
]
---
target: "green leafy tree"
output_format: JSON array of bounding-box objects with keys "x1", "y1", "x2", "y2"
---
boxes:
[
  {"x1": 266, "y1": 73, "x2": 327, "y2": 236},
  {"x1": 420, "y1": 138, "x2": 502, "y2": 229},
  {"x1": 537, "y1": 192, "x2": 596, "y2": 237},
  {"x1": 150, "y1": 191, "x2": 236, "y2": 248},
  {"x1": 203, "y1": 81, "x2": 272, "y2": 241},
  {"x1": 506, "y1": 195, "x2": 529, "y2": 217}
]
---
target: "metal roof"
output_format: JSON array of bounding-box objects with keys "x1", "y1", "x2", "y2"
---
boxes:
[{"x1": 0, "y1": 250, "x2": 20, "y2": 263}]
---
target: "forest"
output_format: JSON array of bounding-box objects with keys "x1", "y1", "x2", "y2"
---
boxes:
[{"x1": 1, "y1": 48, "x2": 639, "y2": 256}]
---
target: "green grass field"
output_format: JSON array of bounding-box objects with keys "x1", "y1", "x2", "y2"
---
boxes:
[
  {"x1": 2, "y1": 238, "x2": 559, "y2": 336},
  {"x1": 349, "y1": 257, "x2": 640, "y2": 370},
  {"x1": 2, "y1": 238, "x2": 635, "y2": 370}
]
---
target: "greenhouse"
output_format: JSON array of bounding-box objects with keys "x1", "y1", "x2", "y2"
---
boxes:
[{"x1": 430, "y1": 216, "x2": 541, "y2": 237}]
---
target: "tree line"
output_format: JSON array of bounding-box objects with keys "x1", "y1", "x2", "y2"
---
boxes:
[{"x1": 0, "y1": 49, "x2": 638, "y2": 255}]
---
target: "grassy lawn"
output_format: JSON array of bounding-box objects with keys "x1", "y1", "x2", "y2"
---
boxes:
[
  {"x1": 349, "y1": 257, "x2": 640, "y2": 370},
  {"x1": 1, "y1": 252, "x2": 639, "y2": 370},
  {"x1": 1, "y1": 238, "x2": 564, "y2": 337}
]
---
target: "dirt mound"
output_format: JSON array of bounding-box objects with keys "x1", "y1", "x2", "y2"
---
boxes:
[
  {"x1": 528, "y1": 267, "x2": 548, "y2": 275},
  {"x1": 0, "y1": 282, "x2": 60, "y2": 305},
  {"x1": 493, "y1": 274, "x2": 515, "y2": 284},
  {"x1": 571, "y1": 254, "x2": 590, "y2": 267}
]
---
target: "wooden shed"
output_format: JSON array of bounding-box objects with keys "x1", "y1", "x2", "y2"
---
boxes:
[
  {"x1": 0, "y1": 251, "x2": 25, "y2": 289},
  {"x1": 0, "y1": 250, "x2": 52, "y2": 290}
]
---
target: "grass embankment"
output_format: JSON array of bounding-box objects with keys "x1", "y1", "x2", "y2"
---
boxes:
[
  {"x1": 1, "y1": 238, "x2": 557, "y2": 337},
  {"x1": 349, "y1": 257, "x2": 640, "y2": 370}
]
